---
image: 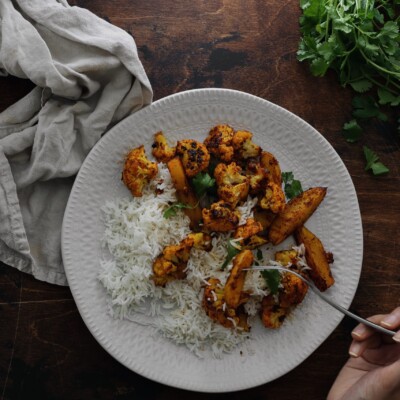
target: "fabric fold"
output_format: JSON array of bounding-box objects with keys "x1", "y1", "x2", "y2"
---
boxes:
[{"x1": 0, "y1": 0, "x2": 153, "y2": 285}]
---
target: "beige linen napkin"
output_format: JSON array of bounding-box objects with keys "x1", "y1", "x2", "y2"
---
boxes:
[{"x1": 0, "y1": 0, "x2": 153, "y2": 285}]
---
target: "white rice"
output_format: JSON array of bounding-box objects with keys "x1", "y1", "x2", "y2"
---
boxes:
[{"x1": 99, "y1": 163, "x2": 270, "y2": 358}]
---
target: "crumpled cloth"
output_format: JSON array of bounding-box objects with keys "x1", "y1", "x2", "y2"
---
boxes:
[{"x1": 0, "y1": 0, "x2": 153, "y2": 285}]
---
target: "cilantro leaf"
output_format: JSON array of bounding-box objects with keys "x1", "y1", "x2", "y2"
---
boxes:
[
  {"x1": 343, "y1": 119, "x2": 363, "y2": 143},
  {"x1": 261, "y1": 270, "x2": 281, "y2": 295},
  {"x1": 191, "y1": 172, "x2": 216, "y2": 198},
  {"x1": 163, "y1": 202, "x2": 192, "y2": 218},
  {"x1": 363, "y1": 146, "x2": 389, "y2": 175},
  {"x1": 221, "y1": 239, "x2": 241, "y2": 270},
  {"x1": 282, "y1": 171, "x2": 303, "y2": 200}
]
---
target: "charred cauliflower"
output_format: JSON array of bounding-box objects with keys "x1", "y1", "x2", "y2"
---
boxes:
[
  {"x1": 232, "y1": 130, "x2": 261, "y2": 159},
  {"x1": 176, "y1": 139, "x2": 210, "y2": 177},
  {"x1": 151, "y1": 131, "x2": 176, "y2": 163},
  {"x1": 203, "y1": 124, "x2": 235, "y2": 162},
  {"x1": 152, "y1": 232, "x2": 212, "y2": 286},
  {"x1": 202, "y1": 200, "x2": 241, "y2": 232},
  {"x1": 259, "y1": 182, "x2": 286, "y2": 214},
  {"x1": 122, "y1": 145, "x2": 158, "y2": 197},
  {"x1": 246, "y1": 161, "x2": 268, "y2": 195},
  {"x1": 214, "y1": 162, "x2": 249, "y2": 208},
  {"x1": 233, "y1": 218, "x2": 268, "y2": 249}
]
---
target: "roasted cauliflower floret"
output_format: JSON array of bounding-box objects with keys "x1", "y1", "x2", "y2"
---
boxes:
[
  {"x1": 122, "y1": 145, "x2": 158, "y2": 197},
  {"x1": 259, "y1": 182, "x2": 286, "y2": 213},
  {"x1": 175, "y1": 139, "x2": 210, "y2": 178},
  {"x1": 246, "y1": 161, "x2": 268, "y2": 195},
  {"x1": 261, "y1": 295, "x2": 288, "y2": 329},
  {"x1": 214, "y1": 162, "x2": 249, "y2": 208},
  {"x1": 279, "y1": 271, "x2": 308, "y2": 308},
  {"x1": 232, "y1": 130, "x2": 261, "y2": 159},
  {"x1": 203, "y1": 278, "x2": 249, "y2": 331},
  {"x1": 202, "y1": 200, "x2": 241, "y2": 232},
  {"x1": 152, "y1": 232, "x2": 211, "y2": 286},
  {"x1": 151, "y1": 131, "x2": 176, "y2": 163},
  {"x1": 233, "y1": 218, "x2": 268, "y2": 249},
  {"x1": 261, "y1": 265, "x2": 308, "y2": 329},
  {"x1": 204, "y1": 124, "x2": 235, "y2": 162}
]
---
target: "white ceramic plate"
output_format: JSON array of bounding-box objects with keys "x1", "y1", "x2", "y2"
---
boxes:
[{"x1": 62, "y1": 88, "x2": 363, "y2": 392}]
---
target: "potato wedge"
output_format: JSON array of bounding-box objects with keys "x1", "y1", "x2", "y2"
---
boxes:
[
  {"x1": 167, "y1": 157, "x2": 202, "y2": 230},
  {"x1": 294, "y1": 225, "x2": 334, "y2": 292},
  {"x1": 224, "y1": 249, "x2": 253, "y2": 309},
  {"x1": 260, "y1": 151, "x2": 282, "y2": 185},
  {"x1": 268, "y1": 187, "x2": 327, "y2": 245}
]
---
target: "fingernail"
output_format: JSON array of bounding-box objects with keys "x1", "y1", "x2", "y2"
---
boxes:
[
  {"x1": 393, "y1": 332, "x2": 400, "y2": 343},
  {"x1": 349, "y1": 342, "x2": 361, "y2": 357},
  {"x1": 382, "y1": 315, "x2": 397, "y2": 327},
  {"x1": 352, "y1": 325, "x2": 367, "y2": 338}
]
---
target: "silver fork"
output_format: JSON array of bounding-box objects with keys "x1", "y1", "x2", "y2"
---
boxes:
[{"x1": 244, "y1": 266, "x2": 396, "y2": 337}]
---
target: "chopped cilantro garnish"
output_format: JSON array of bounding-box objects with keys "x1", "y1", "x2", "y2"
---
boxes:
[
  {"x1": 163, "y1": 202, "x2": 193, "y2": 218},
  {"x1": 282, "y1": 171, "x2": 303, "y2": 200},
  {"x1": 191, "y1": 172, "x2": 216, "y2": 198},
  {"x1": 221, "y1": 239, "x2": 241, "y2": 270},
  {"x1": 261, "y1": 270, "x2": 280, "y2": 295}
]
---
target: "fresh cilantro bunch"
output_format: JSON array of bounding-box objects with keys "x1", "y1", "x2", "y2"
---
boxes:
[{"x1": 297, "y1": 0, "x2": 399, "y2": 175}]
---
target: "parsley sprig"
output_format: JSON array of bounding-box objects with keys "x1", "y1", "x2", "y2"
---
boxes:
[
  {"x1": 298, "y1": 0, "x2": 396, "y2": 174},
  {"x1": 282, "y1": 171, "x2": 303, "y2": 200}
]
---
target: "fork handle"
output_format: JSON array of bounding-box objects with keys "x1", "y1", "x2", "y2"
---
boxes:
[{"x1": 308, "y1": 286, "x2": 396, "y2": 336}]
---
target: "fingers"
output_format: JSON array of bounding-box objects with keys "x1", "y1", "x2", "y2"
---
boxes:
[
  {"x1": 349, "y1": 333, "x2": 381, "y2": 358},
  {"x1": 351, "y1": 307, "x2": 400, "y2": 344}
]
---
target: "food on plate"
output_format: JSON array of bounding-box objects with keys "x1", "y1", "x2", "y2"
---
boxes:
[
  {"x1": 214, "y1": 162, "x2": 249, "y2": 208},
  {"x1": 224, "y1": 249, "x2": 253, "y2": 309},
  {"x1": 202, "y1": 200, "x2": 241, "y2": 232},
  {"x1": 176, "y1": 139, "x2": 210, "y2": 177},
  {"x1": 152, "y1": 232, "x2": 212, "y2": 286},
  {"x1": 261, "y1": 251, "x2": 308, "y2": 329},
  {"x1": 294, "y1": 226, "x2": 334, "y2": 291},
  {"x1": 100, "y1": 124, "x2": 334, "y2": 357},
  {"x1": 167, "y1": 157, "x2": 202, "y2": 229},
  {"x1": 151, "y1": 131, "x2": 176, "y2": 163},
  {"x1": 122, "y1": 145, "x2": 158, "y2": 197},
  {"x1": 268, "y1": 186, "x2": 327, "y2": 245}
]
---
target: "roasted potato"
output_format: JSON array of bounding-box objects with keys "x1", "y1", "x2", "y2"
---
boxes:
[
  {"x1": 203, "y1": 278, "x2": 249, "y2": 331},
  {"x1": 294, "y1": 225, "x2": 334, "y2": 292},
  {"x1": 224, "y1": 250, "x2": 253, "y2": 309},
  {"x1": 122, "y1": 145, "x2": 158, "y2": 197},
  {"x1": 167, "y1": 157, "x2": 202, "y2": 230},
  {"x1": 260, "y1": 151, "x2": 282, "y2": 185},
  {"x1": 151, "y1": 131, "x2": 176, "y2": 163},
  {"x1": 253, "y1": 207, "x2": 276, "y2": 233},
  {"x1": 268, "y1": 187, "x2": 327, "y2": 245}
]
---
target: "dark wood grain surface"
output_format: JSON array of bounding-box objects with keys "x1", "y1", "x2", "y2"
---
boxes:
[{"x1": 1, "y1": 1, "x2": 399, "y2": 399}]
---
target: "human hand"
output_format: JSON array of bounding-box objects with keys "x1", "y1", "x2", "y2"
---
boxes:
[{"x1": 327, "y1": 307, "x2": 400, "y2": 400}]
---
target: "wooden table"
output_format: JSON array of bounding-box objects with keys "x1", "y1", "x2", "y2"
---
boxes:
[{"x1": 1, "y1": 1, "x2": 399, "y2": 399}]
